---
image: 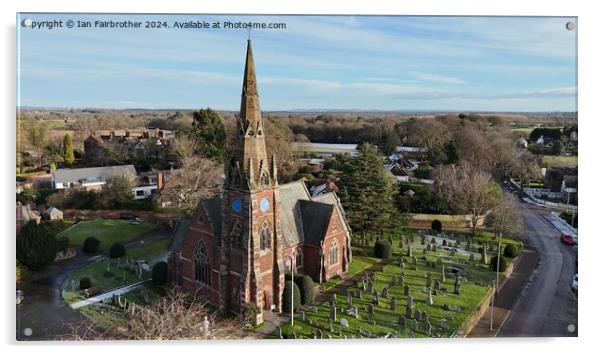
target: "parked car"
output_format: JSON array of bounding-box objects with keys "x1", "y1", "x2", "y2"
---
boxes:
[
  {"x1": 571, "y1": 274, "x2": 578, "y2": 292},
  {"x1": 84, "y1": 286, "x2": 102, "y2": 298},
  {"x1": 16, "y1": 289, "x2": 24, "y2": 304},
  {"x1": 560, "y1": 233, "x2": 577, "y2": 245}
]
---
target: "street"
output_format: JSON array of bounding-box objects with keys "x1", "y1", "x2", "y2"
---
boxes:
[{"x1": 498, "y1": 200, "x2": 578, "y2": 337}]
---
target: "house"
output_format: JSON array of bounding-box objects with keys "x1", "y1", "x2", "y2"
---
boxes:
[
  {"x1": 308, "y1": 179, "x2": 339, "y2": 197},
  {"x1": 561, "y1": 175, "x2": 578, "y2": 204},
  {"x1": 403, "y1": 189, "x2": 416, "y2": 198},
  {"x1": 168, "y1": 40, "x2": 352, "y2": 321},
  {"x1": 42, "y1": 206, "x2": 63, "y2": 221},
  {"x1": 52, "y1": 165, "x2": 137, "y2": 191},
  {"x1": 131, "y1": 171, "x2": 165, "y2": 200}
]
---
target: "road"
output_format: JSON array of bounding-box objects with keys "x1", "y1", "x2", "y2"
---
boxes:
[{"x1": 498, "y1": 200, "x2": 578, "y2": 337}]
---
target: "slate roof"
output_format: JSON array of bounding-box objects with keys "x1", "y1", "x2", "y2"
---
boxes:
[
  {"x1": 53, "y1": 165, "x2": 137, "y2": 185},
  {"x1": 202, "y1": 196, "x2": 223, "y2": 242},
  {"x1": 278, "y1": 180, "x2": 311, "y2": 248},
  {"x1": 43, "y1": 207, "x2": 62, "y2": 216},
  {"x1": 299, "y1": 199, "x2": 333, "y2": 246},
  {"x1": 169, "y1": 218, "x2": 192, "y2": 251}
]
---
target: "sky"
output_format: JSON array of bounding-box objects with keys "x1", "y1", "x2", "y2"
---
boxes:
[{"x1": 17, "y1": 14, "x2": 577, "y2": 112}]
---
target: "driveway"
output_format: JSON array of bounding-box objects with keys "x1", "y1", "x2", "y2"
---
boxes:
[
  {"x1": 16, "y1": 226, "x2": 172, "y2": 341},
  {"x1": 498, "y1": 201, "x2": 578, "y2": 337}
]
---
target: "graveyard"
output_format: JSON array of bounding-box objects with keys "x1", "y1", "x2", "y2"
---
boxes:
[
  {"x1": 57, "y1": 219, "x2": 157, "y2": 252},
  {"x1": 269, "y1": 228, "x2": 522, "y2": 339}
]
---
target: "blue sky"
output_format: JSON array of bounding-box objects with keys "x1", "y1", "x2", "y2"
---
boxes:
[{"x1": 17, "y1": 14, "x2": 577, "y2": 111}]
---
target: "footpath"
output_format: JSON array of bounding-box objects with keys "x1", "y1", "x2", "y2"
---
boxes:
[{"x1": 467, "y1": 248, "x2": 538, "y2": 337}]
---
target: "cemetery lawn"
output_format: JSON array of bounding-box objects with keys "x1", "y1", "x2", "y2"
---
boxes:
[
  {"x1": 57, "y1": 219, "x2": 156, "y2": 252},
  {"x1": 269, "y1": 228, "x2": 514, "y2": 339},
  {"x1": 61, "y1": 239, "x2": 170, "y2": 304}
]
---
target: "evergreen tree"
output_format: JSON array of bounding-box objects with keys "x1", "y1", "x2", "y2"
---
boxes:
[
  {"x1": 192, "y1": 108, "x2": 226, "y2": 162},
  {"x1": 339, "y1": 143, "x2": 399, "y2": 232},
  {"x1": 16, "y1": 221, "x2": 57, "y2": 271},
  {"x1": 63, "y1": 134, "x2": 75, "y2": 165}
]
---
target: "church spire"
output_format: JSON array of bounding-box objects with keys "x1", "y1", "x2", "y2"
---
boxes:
[{"x1": 226, "y1": 39, "x2": 276, "y2": 191}]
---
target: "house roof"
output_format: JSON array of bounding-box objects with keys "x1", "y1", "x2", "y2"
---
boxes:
[
  {"x1": 53, "y1": 165, "x2": 137, "y2": 184},
  {"x1": 43, "y1": 207, "x2": 62, "y2": 216}
]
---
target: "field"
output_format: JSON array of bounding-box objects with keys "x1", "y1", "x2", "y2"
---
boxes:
[
  {"x1": 269, "y1": 228, "x2": 520, "y2": 339},
  {"x1": 57, "y1": 219, "x2": 156, "y2": 251},
  {"x1": 62, "y1": 239, "x2": 170, "y2": 304},
  {"x1": 542, "y1": 155, "x2": 578, "y2": 168}
]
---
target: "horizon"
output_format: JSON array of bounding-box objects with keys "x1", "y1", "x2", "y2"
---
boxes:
[{"x1": 17, "y1": 14, "x2": 577, "y2": 112}]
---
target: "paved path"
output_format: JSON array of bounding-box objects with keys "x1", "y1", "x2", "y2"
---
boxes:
[
  {"x1": 498, "y1": 200, "x2": 578, "y2": 337},
  {"x1": 70, "y1": 280, "x2": 148, "y2": 310},
  {"x1": 16, "y1": 226, "x2": 172, "y2": 341}
]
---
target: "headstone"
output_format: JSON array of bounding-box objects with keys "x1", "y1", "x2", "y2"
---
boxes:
[
  {"x1": 347, "y1": 291, "x2": 353, "y2": 306},
  {"x1": 412, "y1": 318, "x2": 418, "y2": 331},
  {"x1": 301, "y1": 310, "x2": 306, "y2": 321},
  {"x1": 480, "y1": 246, "x2": 488, "y2": 264},
  {"x1": 358, "y1": 289, "x2": 363, "y2": 300},
  {"x1": 407, "y1": 245, "x2": 413, "y2": 257},
  {"x1": 426, "y1": 244, "x2": 431, "y2": 252},
  {"x1": 431, "y1": 237, "x2": 436, "y2": 244},
  {"x1": 414, "y1": 309, "x2": 420, "y2": 320},
  {"x1": 425, "y1": 321, "x2": 432, "y2": 336},
  {"x1": 404, "y1": 285, "x2": 411, "y2": 296},
  {"x1": 367, "y1": 281, "x2": 373, "y2": 293},
  {"x1": 275, "y1": 326, "x2": 282, "y2": 339},
  {"x1": 367, "y1": 304, "x2": 374, "y2": 315},
  {"x1": 340, "y1": 318, "x2": 349, "y2": 328},
  {"x1": 406, "y1": 303, "x2": 413, "y2": 318},
  {"x1": 426, "y1": 272, "x2": 433, "y2": 288},
  {"x1": 330, "y1": 306, "x2": 337, "y2": 322},
  {"x1": 469, "y1": 253, "x2": 475, "y2": 262},
  {"x1": 423, "y1": 312, "x2": 429, "y2": 323},
  {"x1": 410, "y1": 234, "x2": 415, "y2": 243},
  {"x1": 373, "y1": 290, "x2": 380, "y2": 305},
  {"x1": 399, "y1": 236, "x2": 404, "y2": 248},
  {"x1": 382, "y1": 287, "x2": 389, "y2": 299},
  {"x1": 399, "y1": 258, "x2": 405, "y2": 268},
  {"x1": 441, "y1": 265, "x2": 446, "y2": 282},
  {"x1": 412, "y1": 256, "x2": 418, "y2": 264},
  {"x1": 442, "y1": 239, "x2": 447, "y2": 247},
  {"x1": 434, "y1": 279, "x2": 441, "y2": 291},
  {"x1": 454, "y1": 278, "x2": 461, "y2": 295},
  {"x1": 398, "y1": 315, "x2": 407, "y2": 327},
  {"x1": 421, "y1": 235, "x2": 426, "y2": 245},
  {"x1": 390, "y1": 297, "x2": 397, "y2": 311},
  {"x1": 426, "y1": 289, "x2": 434, "y2": 306}
]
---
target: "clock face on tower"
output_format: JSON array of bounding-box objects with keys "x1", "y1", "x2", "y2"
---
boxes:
[
  {"x1": 231, "y1": 199, "x2": 242, "y2": 213},
  {"x1": 259, "y1": 198, "x2": 270, "y2": 213}
]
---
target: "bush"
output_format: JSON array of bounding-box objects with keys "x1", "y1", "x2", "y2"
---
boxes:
[
  {"x1": 82, "y1": 237, "x2": 100, "y2": 253},
  {"x1": 503, "y1": 244, "x2": 520, "y2": 258},
  {"x1": 374, "y1": 239, "x2": 392, "y2": 259},
  {"x1": 109, "y1": 242, "x2": 126, "y2": 258},
  {"x1": 16, "y1": 221, "x2": 57, "y2": 271},
  {"x1": 431, "y1": 219, "x2": 443, "y2": 233},
  {"x1": 79, "y1": 277, "x2": 92, "y2": 290},
  {"x1": 282, "y1": 281, "x2": 301, "y2": 312},
  {"x1": 490, "y1": 256, "x2": 509, "y2": 272},
  {"x1": 291, "y1": 274, "x2": 315, "y2": 305},
  {"x1": 56, "y1": 236, "x2": 70, "y2": 252},
  {"x1": 152, "y1": 261, "x2": 168, "y2": 286}
]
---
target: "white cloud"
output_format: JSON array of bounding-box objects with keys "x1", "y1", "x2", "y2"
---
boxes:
[{"x1": 408, "y1": 71, "x2": 467, "y2": 85}]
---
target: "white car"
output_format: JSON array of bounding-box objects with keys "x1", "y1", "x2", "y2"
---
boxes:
[
  {"x1": 571, "y1": 274, "x2": 578, "y2": 292},
  {"x1": 16, "y1": 289, "x2": 24, "y2": 304}
]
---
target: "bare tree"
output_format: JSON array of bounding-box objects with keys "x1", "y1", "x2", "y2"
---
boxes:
[
  {"x1": 435, "y1": 162, "x2": 501, "y2": 236},
  {"x1": 161, "y1": 134, "x2": 222, "y2": 214},
  {"x1": 60, "y1": 288, "x2": 249, "y2": 340},
  {"x1": 486, "y1": 194, "x2": 523, "y2": 239}
]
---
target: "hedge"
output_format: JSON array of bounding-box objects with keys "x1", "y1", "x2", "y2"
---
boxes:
[
  {"x1": 16, "y1": 221, "x2": 57, "y2": 271},
  {"x1": 79, "y1": 277, "x2": 92, "y2": 290},
  {"x1": 374, "y1": 239, "x2": 392, "y2": 259},
  {"x1": 152, "y1": 261, "x2": 168, "y2": 286},
  {"x1": 431, "y1": 219, "x2": 443, "y2": 233},
  {"x1": 490, "y1": 255, "x2": 509, "y2": 273},
  {"x1": 109, "y1": 242, "x2": 126, "y2": 258},
  {"x1": 504, "y1": 244, "x2": 520, "y2": 258},
  {"x1": 290, "y1": 273, "x2": 315, "y2": 305},
  {"x1": 282, "y1": 281, "x2": 301, "y2": 312},
  {"x1": 82, "y1": 237, "x2": 101, "y2": 253}
]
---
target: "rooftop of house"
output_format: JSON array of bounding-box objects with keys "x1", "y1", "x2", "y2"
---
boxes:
[{"x1": 53, "y1": 165, "x2": 137, "y2": 184}]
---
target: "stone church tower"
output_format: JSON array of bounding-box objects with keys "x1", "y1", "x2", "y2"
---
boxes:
[{"x1": 220, "y1": 39, "x2": 285, "y2": 316}]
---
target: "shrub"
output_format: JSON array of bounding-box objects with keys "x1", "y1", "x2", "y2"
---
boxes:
[
  {"x1": 503, "y1": 244, "x2": 520, "y2": 258},
  {"x1": 56, "y1": 236, "x2": 70, "y2": 252},
  {"x1": 109, "y1": 242, "x2": 126, "y2": 258},
  {"x1": 82, "y1": 237, "x2": 100, "y2": 253},
  {"x1": 16, "y1": 221, "x2": 57, "y2": 271},
  {"x1": 431, "y1": 219, "x2": 443, "y2": 233},
  {"x1": 79, "y1": 277, "x2": 92, "y2": 290},
  {"x1": 490, "y1": 255, "x2": 509, "y2": 272},
  {"x1": 374, "y1": 239, "x2": 392, "y2": 259},
  {"x1": 291, "y1": 274, "x2": 315, "y2": 305},
  {"x1": 152, "y1": 261, "x2": 168, "y2": 286},
  {"x1": 282, "y1": 281, "x2": 301, "y2": 312}
]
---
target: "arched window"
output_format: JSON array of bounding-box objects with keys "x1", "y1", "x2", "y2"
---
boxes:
[
  {"x1": 229, "y1": 222, "x2": 242, "y2": 249},
  {"x1": 296, "y1": 251, "x2": 304, "y2": 268},
  {"x1": 194, "y1": 241, "x2": 211, "y2": 285},
  {"x1": 329, "y1": 240, "x2": 339, "y2": 265},
  {"x1": 259, "y1": 221, "x2": 271, "y2": 251}
]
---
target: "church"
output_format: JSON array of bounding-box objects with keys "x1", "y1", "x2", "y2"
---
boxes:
[{"x1": 168, "y1": 40, "x2": 352, "y2": 320}]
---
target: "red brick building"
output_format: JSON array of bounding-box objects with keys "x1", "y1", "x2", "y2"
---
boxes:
[{"x1": 168, "y1": 40, "x2": 352, "y2": 321}]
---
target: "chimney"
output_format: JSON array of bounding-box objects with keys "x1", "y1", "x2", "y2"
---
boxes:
[{"x1": 157, "y1": 171, "x2": 163, "y2": 190}]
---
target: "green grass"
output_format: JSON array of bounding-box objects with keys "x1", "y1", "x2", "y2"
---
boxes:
[
  {"x1": 542, "y1": 155, "x2": 578, "y2": 168},
  {"x1": 58, "y1": 219, "x2": 156, "y2": 251},
  {"x1": 62, "y1": 239, "x2": 170, "y2": 304},
  {"x1": 267, "y1": 229, "x2": 514, "y2": 339}
]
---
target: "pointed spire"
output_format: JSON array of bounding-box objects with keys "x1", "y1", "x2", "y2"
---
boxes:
[{"x1": 241, "y1": 39, "x2": 258, "y2": 98}]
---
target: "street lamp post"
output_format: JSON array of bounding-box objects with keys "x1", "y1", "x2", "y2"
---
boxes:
[
  {"x1": 490, "y1": 231, "x2": 503, "y2": 331},
  {"x1": 285, "y1": 256, "x2": 294, "y2": 327}
]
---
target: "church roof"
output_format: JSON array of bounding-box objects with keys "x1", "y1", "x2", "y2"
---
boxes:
[
  {"x1": 202, "y1": 196, "x2": 223, "y2": 242},
  {"x1": 299, "y1": 199, "x2": 334, "y2": 246},
  {"x1": 278, "y1": 180, "x2": 311, "y2": 248},
  {"x1": 169, "y1": 218, "x2": 191, "y2": 252}
]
